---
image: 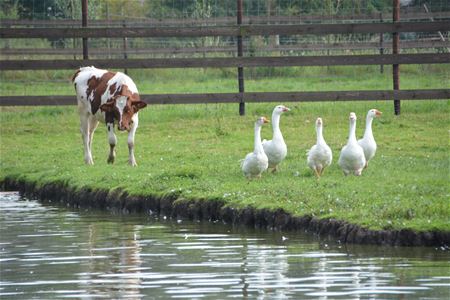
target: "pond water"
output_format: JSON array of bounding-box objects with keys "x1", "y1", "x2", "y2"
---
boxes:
[{"x1": 0, "y1": 192, "x2": 449, "y2": 299}]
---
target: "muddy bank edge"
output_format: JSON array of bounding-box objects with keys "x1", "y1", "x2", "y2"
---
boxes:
[{"x1": 1, "y1": 177, "x2": 449, "y2": 247}]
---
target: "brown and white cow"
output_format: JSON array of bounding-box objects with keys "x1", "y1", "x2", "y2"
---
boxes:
[{"x1": 72, "y1": 66, "x2": 147, "y2": 166}]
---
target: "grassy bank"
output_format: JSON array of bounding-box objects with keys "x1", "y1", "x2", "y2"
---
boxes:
[{"x1": 0, "y1": 98, "x2": 448, "y2": 233}]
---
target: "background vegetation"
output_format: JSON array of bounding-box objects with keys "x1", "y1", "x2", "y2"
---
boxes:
[{"x1": 0, "y1": 0, "x2": 423, "y2": 20}]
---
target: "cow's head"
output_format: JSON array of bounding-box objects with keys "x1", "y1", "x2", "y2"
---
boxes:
[{"x1": 100, "y1": 96, "x2": 147, "y2": 131}]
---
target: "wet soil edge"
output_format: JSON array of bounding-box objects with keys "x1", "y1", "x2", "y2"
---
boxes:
[{"x1": 1, "y1": 177, "x2": 449, "y2": 247}]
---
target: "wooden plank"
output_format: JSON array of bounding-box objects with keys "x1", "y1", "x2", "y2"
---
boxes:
[
  {"x1": 0, "y1": 95, "x2": 76, "y2": 106},
  {"x1": 2, "y1": 21, "x2": 449, "y2": 38},
  {"x1": 1, "y1": 53, "x2": 448, "y2": 70},
  {"x1": 0, "y1": 47, "x2": 238, "y2": 56},
  {"x1": 242, "y1": 21, "x2": 450, "y2": 36},
  {"x1": 240, "y1": 89, "x2": 450, "y2": 102},
  {"x1": 0, "y1": 26, "x2": 237, "y2": 38},
  {"x1": 1, "y1": 89, "x2": 448, "y2": 106}
]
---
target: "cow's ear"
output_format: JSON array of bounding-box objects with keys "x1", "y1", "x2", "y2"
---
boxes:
[
  {"x1": 132, "y1": 100, "x2": 147, "y2": 112},
  {"x1": 100, "y1": 101, "x2": 115, "y2": 112}
]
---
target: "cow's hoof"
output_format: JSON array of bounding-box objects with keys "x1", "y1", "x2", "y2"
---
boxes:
[
  {"x1": 107, "y1": 156, "x2": 115, "y2": 164},
  {"x1": 129, "y1": 160, "x2": 137, "y2": 167}
]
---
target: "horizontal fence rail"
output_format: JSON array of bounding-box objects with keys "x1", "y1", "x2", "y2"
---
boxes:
[
  {"x1": 1, "y1": 54, "x2": 448, "y2": 70},
  {"x1": 1, "y1": 21, "x2": 449, "y2": 39},
  {"x1": 1, "y1": 89, "x2": 449, "y2": 106}
]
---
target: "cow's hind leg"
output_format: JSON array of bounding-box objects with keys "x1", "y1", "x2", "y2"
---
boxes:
[
  {"x1": 80, "y1": 113, "x2": 94, "y2": 165},
  {"x1": 127, "y1": 114, "x2": 139, "y2": 166},
  {"x1": 107, "y1": 122, "x2": 117, "y2": 164},
  {"x1": 88, "y1": 116, "x2": 99, "y2": 153}
]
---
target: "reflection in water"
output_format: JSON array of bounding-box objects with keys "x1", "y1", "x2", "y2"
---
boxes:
[{"x1": 0, "y1": 192, "x2": 449, "y2": 299}]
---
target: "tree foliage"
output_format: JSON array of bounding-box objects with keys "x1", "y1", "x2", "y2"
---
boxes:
[{"x1": 3, "y1": 0, "x2": 435, "y2": 20}]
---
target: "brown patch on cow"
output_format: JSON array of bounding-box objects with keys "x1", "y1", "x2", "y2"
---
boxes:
[
  {"x1": 109, "y1": 83, "x2": 118, "y2": 96},
  {"x1": 86, "y1": 71, "x2": 116, "y2": 114},
  {"x1": 105, "y1": 112, "x2": 115, "y2": 124},
  {"x1": 131, "y1": 93, "x2": 140, "y2": 101}
]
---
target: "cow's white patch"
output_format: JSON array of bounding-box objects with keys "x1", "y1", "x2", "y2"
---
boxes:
[{"x1": 115, "y1": 96, "x2": 127, "y2": 124}]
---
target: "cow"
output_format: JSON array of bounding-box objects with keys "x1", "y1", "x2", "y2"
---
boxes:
[{"x1": 72, "y1": 66, "x2": 147, "y2": 166}]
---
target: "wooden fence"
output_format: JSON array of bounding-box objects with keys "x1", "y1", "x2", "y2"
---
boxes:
[
  {"x1": 2, "y1": 21, "x2": 449, "y2": 38},
  {"x1": 1, "y1": 7, "x2": 449, "y2": 115}
]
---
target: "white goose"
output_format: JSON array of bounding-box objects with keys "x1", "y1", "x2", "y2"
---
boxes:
[
  {"x1": 241, "y1": 116, "x2": 270, "y2": 179},
  {"x1": 338, "y1": 112, "x2": 366, "y2": 176},
  {"x1": 262, "y1": 105, "x2": 290, "y2": 172},
  {"x1": 358, "y1": 109, "x2": 382, "y2": 168},
  {"x1": 307, "y1": 117, "x2": 332, "y2": 178}
]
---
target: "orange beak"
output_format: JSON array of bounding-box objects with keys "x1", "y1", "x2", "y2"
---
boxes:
[
  {"x1": 375, "y1": 110, "x2": 383, "y2": 117},
  {"x1": 263, "y1": 117, "x2": 270, "y2": 124}
]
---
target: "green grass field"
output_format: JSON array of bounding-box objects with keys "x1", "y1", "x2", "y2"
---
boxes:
[
  {"x1": 1, "y1": 64, "x2": 448, "y2": 95},
  {"x1": 0, "y1": 66, "x2": 449, "y2": 233}
]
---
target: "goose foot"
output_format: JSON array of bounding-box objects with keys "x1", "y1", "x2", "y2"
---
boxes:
[{"x1": 314, "y1": 168, "x2": 321, "y2": 179}]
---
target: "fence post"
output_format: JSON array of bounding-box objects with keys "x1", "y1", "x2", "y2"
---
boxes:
[
  {"x1": 379, "y1": 12, "x2": 384, "y2": 74},
  {"x1": 237, "y1": 0, "x2": 245, "y2": 116},
  {"x1": 393, "y1": 0, "x2": 400, "y2": 115},
  {"x1": 123, "y1": 20, "x2": 128, "y2": 75},
  {"x1": 81, "y1": 0, "x2": 88, "y2": 59}
]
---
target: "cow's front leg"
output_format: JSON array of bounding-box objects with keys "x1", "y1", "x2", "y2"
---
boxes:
[
  {"x1": 127, "y1": 114, "x2": 139, "y2": 166},
  {"x1": 80, "y1": 113, "x2": 94, "y2": 165},
  {"x1": 107, "y1": 122, "x2": 117, "y2": 164}
]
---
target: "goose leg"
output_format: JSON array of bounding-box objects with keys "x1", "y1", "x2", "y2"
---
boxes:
[{"x1": 314, "y1": 168, "x2": 320, "y2": 179}]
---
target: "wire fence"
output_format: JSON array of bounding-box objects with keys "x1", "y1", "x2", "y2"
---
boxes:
[{"x1": 0, "y1": 0, "x2": 449, "y2": 104}]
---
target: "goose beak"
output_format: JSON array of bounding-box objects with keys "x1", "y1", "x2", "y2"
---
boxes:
[
  {"x1": 263, "y1": 117, "x2": 270, "y2": 124},
  {"x1": 375, "y1": 110, "x2": 383, "y2": 117},
  {"x1": 283, "y1": 107, "x2": 291, "y2": 112}
]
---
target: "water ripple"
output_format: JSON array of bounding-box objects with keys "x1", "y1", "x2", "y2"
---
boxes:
[{"x1": 1, "y1": 192, "x2": 449, "y2": 299}]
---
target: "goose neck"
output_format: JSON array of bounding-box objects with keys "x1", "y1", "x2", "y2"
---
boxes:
[
  {"x1": 316, "y1": 125, "x2": 325, "y2": 144},
  {"x1": 364, "y1": 115, "x2": 374, "y2": 138},
  {"x1": 254, "y1": 123, "x2": 264, "y2": 154},
  {"x1": 271, "y1": 113, "x2": 283, "y2": 139},
  {"x1": 348, "y1": 119, "x2": 357, "y2": 144}
]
